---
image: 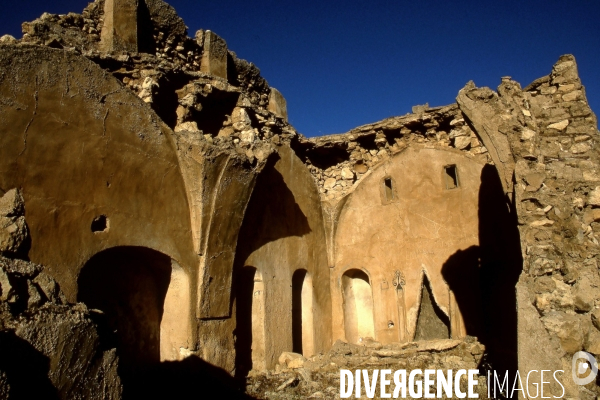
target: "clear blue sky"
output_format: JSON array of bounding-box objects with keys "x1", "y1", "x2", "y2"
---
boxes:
[{"x1": 1, "y1": 0, "x2": 598, "y2": 137}]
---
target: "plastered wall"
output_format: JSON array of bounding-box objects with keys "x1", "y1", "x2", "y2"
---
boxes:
[{"x1": 332, "y1": 146, "x2": 486, "y2": 344}]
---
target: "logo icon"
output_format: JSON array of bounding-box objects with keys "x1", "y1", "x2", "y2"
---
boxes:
[{"x1": 572, "y1": 351, "x2": 598, "y2": 386}]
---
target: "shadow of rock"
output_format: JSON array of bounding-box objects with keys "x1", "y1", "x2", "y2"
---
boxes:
[
  {"x1": 441, "y1": 246, "x2": 483, "y2": 338},
  {"x1": 443, "y1": 164, "x2": 522, "y2": 387},
  {"x1": 0, "y1": 331, "x2": 59, "y2": 399},
  {"x1": 127, "y1": 356, "x2": 256, "y2": 399}
]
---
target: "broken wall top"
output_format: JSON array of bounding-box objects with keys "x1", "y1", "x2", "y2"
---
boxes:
[
  {"x1": 1, "y1": 0, "x2": 300, "y2": 170},
  {"x1": 294, "y1": 104, "x2": 491, "y2": 201},
  {"x1": 10, "y1": 0, "x2": 280, "y2": 116},
  {"x1": 297, "y1": 55, "x2": 599, "y2": 203}
]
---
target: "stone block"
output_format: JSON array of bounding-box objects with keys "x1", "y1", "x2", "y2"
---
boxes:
[
  {"x1": 341, "y1": 168, "x2": 354, "y2": 180},
  {"x1": 547, "y1": 119, "x2": 569, "y2": 131},
  {"x1": 100, "y1": 0, "x2": 139, "y2": 53},
  {"x1": 268, "y1": 87, "x2": 288, "y2": 121},
  {"x1": 591, "y1": 309, "x2": 600, "y2": 331},
  {"x1": 574, "y1": 277, "x2": 596, "y2": 313},
  {"x1": 200, "y1": 30, "x2": 228, "y2": 79},
  {"x1": 412, "y1": 103, "x2": 429, "y2": 114},
  {"x1": 571, "y1": 141, "x2": 591, "y2": 154},
  {"x1": 453, "y1": 136, "x2": 471, "y2": 150},
  {"x1": 588, "y1": 187, "x2": 600, "y2": 207},
  {"x1": 586, "y1": 328, "x2": 600, "y2": 354},
  {"x1": 541, "y1": 312, "x2": 584, "y2": 353},
  {"x1": 562, "y1": 90, "x2": 582, "y2": 102},
  {"x1": 278, "y1": 352, "x2": 305, "y2": 367}
]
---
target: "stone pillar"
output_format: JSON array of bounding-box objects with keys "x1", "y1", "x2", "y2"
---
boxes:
[
  {"x1": 200, "y1": 30, "x2": 228, "y2": 79},
  {"x1": 268, "y1": 87, "x2": 288, "y2": 122},
  {"x1": 100, "y1": 0, "x2": 139, "y2": 53}
]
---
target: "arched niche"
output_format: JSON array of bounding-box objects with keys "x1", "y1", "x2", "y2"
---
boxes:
[
  {"x1": 234, "y1": 266, "x2": 266, "y2": 376},
  {"x1": 341, "y1": 269, "x2": 375, "y2": 343},
  {"x1": 292, "y1": 269, "x2": 314, "y2": 357},
  {"x1": 77, "y1": 246, "x2": 191, "y2": 377}
]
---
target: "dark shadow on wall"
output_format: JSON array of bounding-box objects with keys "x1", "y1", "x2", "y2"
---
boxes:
[
  {"x1": 231, "y1": 154, "x2": 312, "y2": 378},
  {"x1": 77, "y1": 246, "x2": 172, "y2": 397},
  {"x1": 0, "y1": 331, "x2": 59, "y2": 400},
  {"x1": 442, "y1": 246, "x2": 483, "y2": 338},
  {"x1": 235, "y1": 154, "x2": 311, "y2": 259},
  {"x1": 442, "y1": 164, "x2": 522, "y2": 393},
  {"x1": 233, "y1": 265, "x2": 258, "y2": 380},
  {"x1": 478, "y1": 164, "x2": 522, "y2": 385}
]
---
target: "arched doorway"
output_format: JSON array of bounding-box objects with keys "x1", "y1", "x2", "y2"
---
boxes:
[
  {"x1": 234, "y1": 266, "x2": 266, "y2": 377},
  {"x1": 292, "y1": 269, "x2": 314, "y2": 357},
  {"x1": 77, "y1": 247, "x2": 190, "y2": 387},
  {"x1": 341, "y1": 269, "x2": 375, "y2": 343},
  {"x1": 414, "y1": 274, "x2": 450, "y2": 341}
]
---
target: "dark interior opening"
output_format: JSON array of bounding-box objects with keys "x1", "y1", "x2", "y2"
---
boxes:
[
  {"x1": 91, "y1": 215, "x2": 108, "y2": 232},
  {"x1": 292, "y1": 269, "x2": 307, "y2": 354},
  {"x1": 303, "y1": 146, "x2": 351, "y2": 170},
  {"x1": 233, "y1": 265, "x2": 257, "y2": 380},
  {"x1": 355, "y1": 134, "x2": 378, "y2": 151},
  {"x1": 384, "y1": 178, "x2": 394, "y2": 201},
  {"x1": 151, "y1": 72, "x2": 194, "y2": 129},
  {"x1": 405, "y1": 120, "x2": 427, "y2": 136},
  {"x1": 137, "y1": 0, "x2": 156, "y2": 54},
  {"x1": 444, "y1": 165, "x2": 459, "y2": 189},
  {"x1": 382, "y1": 128, "x2": 402, "y2": 146},
  {"x1": 77, "y1": 246, "x2": 172, "y2": 395},
  {"x1": 194, "y1": 90, "x2": 241, "y2": 136},
  {"x1": 414, "y1": 275, "x2": 450, "y2": 341}
]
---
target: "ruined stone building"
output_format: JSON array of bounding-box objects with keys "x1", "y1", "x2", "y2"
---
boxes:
[{"x1": 0, "y1": 0, "x2": 599, "y2": 398}]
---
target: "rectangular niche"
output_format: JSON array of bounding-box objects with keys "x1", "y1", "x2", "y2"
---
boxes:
[
  {"x1": 381, "y1": 177, "x2": 396, "y2": 204},
  {"x1": 443, "y1": 165, "x2": 460, "y2": 190}
]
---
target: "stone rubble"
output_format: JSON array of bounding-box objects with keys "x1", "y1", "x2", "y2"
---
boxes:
[
  {"x1": 0, "y1": 189, "x2": 29, "y2": 259},
  {"x1": 1, "y1": 0, "x2": 600, "y2": 398},
  {"x1": 294, "y1": 105, "x2": 491, "y2": 201},
  {"x1": 245, "y1": 338, "x2": 488, "y2": 400},
  {"x1": 0, "y1": 189, "x2": 122, "y2": 399},
  {"x1": 14, "y1": 0, "x2": 298, "y2": 168}
]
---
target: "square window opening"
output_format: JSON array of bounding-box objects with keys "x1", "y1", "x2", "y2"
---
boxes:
[
  {"x1": 384, "y1": 178, "x2": 394, "y2": 201},
  {"x1": 444, "y1": 165, "x2": 459, "y2": 189}
]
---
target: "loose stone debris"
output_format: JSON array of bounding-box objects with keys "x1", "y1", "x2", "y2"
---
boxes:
[
  {"x1": 245, "y1": 338, "x2": 487, "y2": 399},
  {"x1": 0, "y1": 0, "x2": 599, "y2": 399}
]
